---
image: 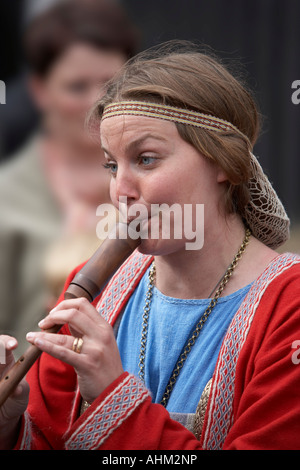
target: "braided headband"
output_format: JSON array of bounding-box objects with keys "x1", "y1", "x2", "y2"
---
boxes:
[
  {"x1": 102, "y1": 100, "x2": 250, "y2": 146},
  {"x1": 101, "y1": 100, "x2": 290, "y2": 249}
]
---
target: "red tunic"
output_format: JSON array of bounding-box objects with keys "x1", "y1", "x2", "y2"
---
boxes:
[{"x1": 15, "y1": 251, "x2": 300, "y2": 450}]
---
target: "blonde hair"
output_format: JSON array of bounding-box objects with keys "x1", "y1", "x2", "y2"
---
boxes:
[{"x1": 90, "y1": 41, "x2": 261, "y2": 215}]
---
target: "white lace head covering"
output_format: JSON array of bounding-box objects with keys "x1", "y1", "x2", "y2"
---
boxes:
[
  {"x1": 244, "y1": 155, "x2": 290, "y2": 248},
  {"x1": 102, "y1": 100, "x2": 290, "y2": 249}
]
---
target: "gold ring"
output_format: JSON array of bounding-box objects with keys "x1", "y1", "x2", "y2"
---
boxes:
[{"x1": 72, "y1": 337, "x2": 83, "y2": 354}]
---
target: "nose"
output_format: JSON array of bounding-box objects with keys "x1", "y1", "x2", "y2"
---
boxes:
[{"x1": 112, "y1": 166, "x2": 140, "y2": 207}]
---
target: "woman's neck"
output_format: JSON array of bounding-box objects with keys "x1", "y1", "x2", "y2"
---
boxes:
[{"x1": 153, "y1": 214, "x2": 276, "y2": 300}]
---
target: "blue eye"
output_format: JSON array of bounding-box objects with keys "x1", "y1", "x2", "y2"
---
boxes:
[
  {"x1": 140, "y1": 155, "x2": 156, "y2": 165},
  {"x1": 103, "y1": 162, "x2": 118, "y2": 175}
]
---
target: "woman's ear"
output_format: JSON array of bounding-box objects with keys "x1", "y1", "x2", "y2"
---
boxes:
[{"x1": 216, "y1": 166, "x2": 228, "y2": 184}]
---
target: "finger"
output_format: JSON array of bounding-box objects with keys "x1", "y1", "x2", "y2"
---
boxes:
[
  {"x1": 0, "y1": 336, "x2": 18, "y2": 368},
  {"x1": 39, "y1": 310, "x2": 96, "y2": 339},
  {"x1": 0, "y1": 335, "x2": 18, "y2": 351},
  {"x1": 51, "y1": 298, "x2": 97, "y2": 320},
  {"x1": 39, "y1": 304, "x2": 102, "y2": 338},
  {"x1": 26, "y1": 331, "x2": 80, "y2": 352},
  {"x1": 39, "y1": 298, "x2": 100, "y2": 330},
  {"x1": 12, "y1": 379, "x2": 29, "y2": 400},
  {"x1": 0, "y1": 336, "x2": 19, "y2": 377},
  {"x1": 26, "y1": 332, "x2": 86, "y2": 366}
]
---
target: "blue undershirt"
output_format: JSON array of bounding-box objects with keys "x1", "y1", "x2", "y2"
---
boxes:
[{"x1": 116, "y1": 266, "x2": 252, "y2": 413}]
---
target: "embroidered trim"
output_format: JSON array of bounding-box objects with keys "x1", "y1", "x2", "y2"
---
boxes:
[
  {"x1": 19, "y1": 412, "x2": 32, "y2": 450},
  {"x1": 201, "y1": 253, "x2": 300, "y2": 450},
  {"x1": 80, "y1": 399, "x2": 91, "y2": 415},
  {"x1": 65, "y1": 374, "x2": 151, "y2": 450},
  {"x1": 96, "y1": 250, "x2": 152, "y2": 326},
  {"x1": 102, "y1": 101, "x2": 249, "y2": 144},
  {"x1": 193, "y1": 378, "x2": 212, "y2": 440}
]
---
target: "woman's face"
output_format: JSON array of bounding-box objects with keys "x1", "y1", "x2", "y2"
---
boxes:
[
  {"x1": 30, "y1": 43, "x2": 125, "y2": 139},
  {"x1": 100, "y1": 115, "x2": 228, "y2": 255}
]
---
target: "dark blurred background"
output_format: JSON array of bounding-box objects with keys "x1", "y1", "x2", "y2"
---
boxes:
[{"x1": 0, "y1": 0, "x2": 299, "y2": 237}]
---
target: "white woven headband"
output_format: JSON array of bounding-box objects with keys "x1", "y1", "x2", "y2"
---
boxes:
[
  {"x1": 102, "y1": 100, "x2": 251, "y2": 144},
  {"x1": 101, "y1": 100, "x2": 290, "y2": 249}
]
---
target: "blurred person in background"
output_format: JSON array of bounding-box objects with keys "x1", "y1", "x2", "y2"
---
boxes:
[{"x1": 0, "y1": 0, "x2": 138, "y2": 354}]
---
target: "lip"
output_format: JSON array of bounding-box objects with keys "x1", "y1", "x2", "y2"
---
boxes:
[
  {"x1": 118, "y1": 202, "x2": 164, "y2": 235},
  {"x1": 125, "y1": 215, "x2": 149, "y2": 223},
  {"x1": 119, "y1": 210, "x2": 152, "y2": 225}
]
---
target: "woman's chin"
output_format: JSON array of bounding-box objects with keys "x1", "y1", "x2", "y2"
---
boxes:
[{"x1": 137, "y1": 237, "x2": 186, "y2": 257}]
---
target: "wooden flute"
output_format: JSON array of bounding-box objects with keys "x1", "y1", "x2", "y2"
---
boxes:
[{"x1": 0, "y1": 223, "x2": 140, "y2": 408}]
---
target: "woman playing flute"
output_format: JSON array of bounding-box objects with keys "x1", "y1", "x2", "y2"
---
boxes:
[{"x1": 1, "y1": 41, "x2": 299, "y2": 450}]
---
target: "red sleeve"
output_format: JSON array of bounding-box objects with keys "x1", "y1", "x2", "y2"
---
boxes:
[
  {"x1": 64, "y1": 372, "x2": 203, "y2": 450},
  {"x1": 20, "y1": 262, "x2": 103, "y2": 449},
  {"x1": 16, "y1": 258, "x2": 202, "y2": 450},
  {"x1": 65, "y1": 264, "x2": 300, "y2": 450},
  {"x1": 18, "y1": 261, "x2": 300, "y2": 450},
  {"x1": 223, "y1": 264, "x2": 300, "y2": 450}
]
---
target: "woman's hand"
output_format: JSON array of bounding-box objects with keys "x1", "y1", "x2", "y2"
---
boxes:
[
  {"x1": 26, "y1": 298, "x2": 124, "y2": 404},
  {"x1": 0, "y1": 336, "x2": 29, "y2": 449}
]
